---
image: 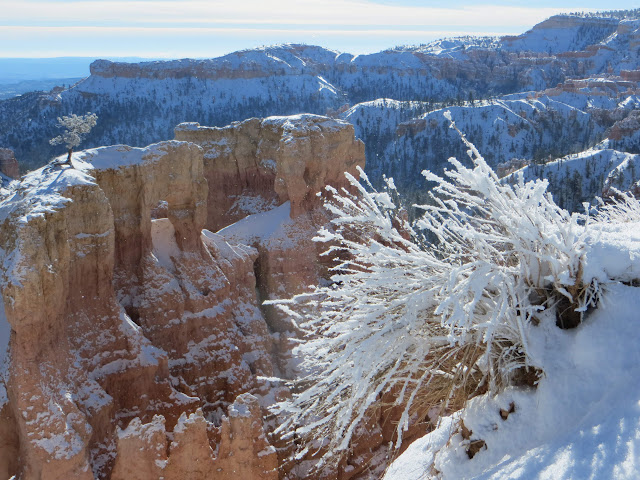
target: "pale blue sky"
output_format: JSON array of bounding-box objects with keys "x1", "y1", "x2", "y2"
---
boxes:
[{"x1": 0, "y1": 0, "x2": 637, "y2": 58}]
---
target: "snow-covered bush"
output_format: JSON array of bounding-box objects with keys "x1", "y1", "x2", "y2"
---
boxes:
[
  {"x1": 271, "y1": 115, "x2": 601, "y2": 466},
  {"x1": 595, "y1": 189, "x2": 640, "y2": 223}
]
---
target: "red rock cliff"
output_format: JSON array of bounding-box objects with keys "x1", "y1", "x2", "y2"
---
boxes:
[
  {"x1": 175, "y1": 114, "x2": 365, "y2": 230},
  {"x1": 0, "y1": 115, "x2": 367, "y2": 479},
  {"x1": 0, "y1": 149, "x2": 19, "y2": 179},
  {"x1": 0, "y1": 141, "x2": 277, "y2": 479}
]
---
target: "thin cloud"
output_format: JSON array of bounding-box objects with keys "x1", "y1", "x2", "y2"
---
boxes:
[
  {"x1": 0, "y1": 25, "x2": 510, "y2": 37},
  {"x1": 0, "y1": 0, "x2": 597, "y2": 57},
  {"x1": 1, "y1": 1, "x2": 574, "y2": 27}
]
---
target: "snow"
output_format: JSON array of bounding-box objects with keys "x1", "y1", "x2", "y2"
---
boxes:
[
  {"x1": 218, "y1": 201, "x2": 292, "y2": 247},
  {"x1": 0, "y1": 162, "x2": 95, "y2": 225},
  {"x1": 258, "y1": 445, "x2": 277, "y2": 457},
  {"x1": 90, "y1": 309, "x2": 166, "y2": 379},
  {"x1": 74, "y1": 378, "x2": 112, "y2": 414},
  {"x1": 75, "y1": 145, "x2": 147, "y2": 169},
  {"x1": 150, "y1": 218, "x2": 180, "y2": 273},
  {"x1": 118, "y1": 415, "x2": 166, "y2": 440},
  {"x1": 75, "y1": 141, "x2": 188, "y2": 170},
  {"x1": 174, "y1": 122, "x2": 201, "y2": 132},
  {"x1": 347, "y1": 89, "x2": 618, "y2": 193},
  {"x1": 228, "y1": 399, "x2": 251, "y2": 418},
  {"x1": 262, "y1": 113, "x2": 348, "y2": 134},
  {"x1": 228, "y1": 194, "x2": 278, "y2": 217},
  {"x1": 506, "y1": 148, "x2": 638, "y2": 212},
  {"x1": 583, "y1": 221, "x2": 640, "y2": 283},
  {"x1": 413, "y1": 36, "x2": 500, "y2": 59},
  {"x1": 201, "y1": 229, "x2": 258, "y2": 267},
  {"x1": 502, "y1": 15, "x2": 618, "y2": 55},
  {"x1": 0, "y1": 172, "x2": 13, "y2": 191},
  {"x1": 31, "y1": 405, "x2": 90, "y2": 460}
]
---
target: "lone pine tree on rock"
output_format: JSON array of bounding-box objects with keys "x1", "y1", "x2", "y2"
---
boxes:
[{"x1": 49, "y1": 112, "x2": 98, "y2": 166}]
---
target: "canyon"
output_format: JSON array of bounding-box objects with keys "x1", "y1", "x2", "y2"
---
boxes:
[{"x1": 2, "y1": 9, "x2": 640, "y2": 480}]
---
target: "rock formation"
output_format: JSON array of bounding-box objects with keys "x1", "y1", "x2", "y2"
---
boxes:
[
  {"x1": 176, "y1": 115, "x2": 365, "y2": 336},
  {"x1": 175, "y1": 114, "x2": 365, "y2": 230},
  {"x1": 0, "y1": 148, "x2": 19, "y2": 179},
  {"x1": 0, "y1": 140, "x2": 278, "y2": 479},
  {"x1": 0, "y1": 114, "x2": 369, "y2": 479}
]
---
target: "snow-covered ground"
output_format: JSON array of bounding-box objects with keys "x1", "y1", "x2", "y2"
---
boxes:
[
  {"x1": 217, "y1": 201, "x2": 293, "y2": 248},
  {"x1": 502, "y1": 15, "x2": 618, "y2": 55},
  {"x1": 385, "y1": 220, "x2": 640, "y2": 480}
]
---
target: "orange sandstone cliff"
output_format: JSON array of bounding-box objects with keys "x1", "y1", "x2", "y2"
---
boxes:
[{"x1": 0, "y1": 115, "x2": 365, "y2": 480}]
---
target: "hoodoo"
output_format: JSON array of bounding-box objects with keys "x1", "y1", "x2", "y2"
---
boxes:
[{"x1": 0, "y1": 115, "x2": 365, "y2": 479}]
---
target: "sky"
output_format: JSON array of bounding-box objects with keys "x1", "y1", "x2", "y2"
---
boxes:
[{"x1": 0, "y1": 0, "x2": 638, "y2": 59}]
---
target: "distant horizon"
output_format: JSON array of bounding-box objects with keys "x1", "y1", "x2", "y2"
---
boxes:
[{"x1": 1, "y1": 1, "x2": 639, "y2": 59}]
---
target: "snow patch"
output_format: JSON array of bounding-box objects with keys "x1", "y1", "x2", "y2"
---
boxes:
[
  {"x1": 218, "y1": 201, "x2": 292, "y2": 247},
  {"x1": 583, "y1": 221, "x2": 640, "y2": 283},
  {"x1": 151, "y1": 218, "x2": 179, "y2": 272}
]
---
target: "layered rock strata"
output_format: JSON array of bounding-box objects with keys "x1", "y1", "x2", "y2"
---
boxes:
[
  {"x1": 0, "y1": 149, "x2": 18, "y2": 180},
  {"x1": 175, "y1": 114, "x2": 365, "y2": 231},
  {"x1": 176, "y1": 115, "x2": 365, "y2": 335},
  {"x1": 0, "y1": 141, "x2": 278, "y2": 479},
  {"x1": 0, "y1": 114, "x2": 371, "y2": 479},
  {"x1": 175, "y1": 117, "x2": 427, "y2": 479}
]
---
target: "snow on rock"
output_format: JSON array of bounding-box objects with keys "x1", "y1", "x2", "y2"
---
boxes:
[
  {"x1": 75, "y1": 140, "x2": 194, "y2": 171},
  {"x1": 214, "y1": 394, "x2": 279, "y2": 479},
  {"x1": 218, "y1": 200, "x2": 330, "y2": 335},
  {"x1": 112, "y1": 401, "x2": 278, "y2": 480},
  {"x1": 415, "y1": 36, "x2": 501, "y2": 59},
  {"x1": 75, "y1": 144, "x2": 147, "y2": 169},
  {"x1": 502, "y1": 15, "x2": 618, "y2": 54},
  {"x1": 602, "y1": 150, "x2": 640, "y2": 197},
  {"x1": 218, "y1": 202, "x2": 293, "y2": 248},
  {"x1": 354, "y1": 90, "x2": 619, "y2": 193},
  {"x1": 0, "y1": 160, "x2": 95, "y2": 228},
  {"x1": 111, "y1": 415, "x2": 168, "y2": 480},
  {"x1": 150, "y1": 218, "x2": 181, "y2": 273}
]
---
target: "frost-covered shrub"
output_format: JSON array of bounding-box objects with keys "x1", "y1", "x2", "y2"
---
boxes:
[
  {"x1": 595, "y1": 189, "x2": 640, "y2": 223},
  {"x1": 271, "y1": 115, "x2": 601, "y2": 466}
]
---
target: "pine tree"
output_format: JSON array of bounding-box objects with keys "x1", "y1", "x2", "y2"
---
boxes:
[{"x1": 49, "y1": 113, "x2": 98, "y2": 166}]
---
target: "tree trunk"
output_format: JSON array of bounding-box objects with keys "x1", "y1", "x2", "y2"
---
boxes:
[{"x1": 64, "y1": 148, "x2": 73, "y2": 165}]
